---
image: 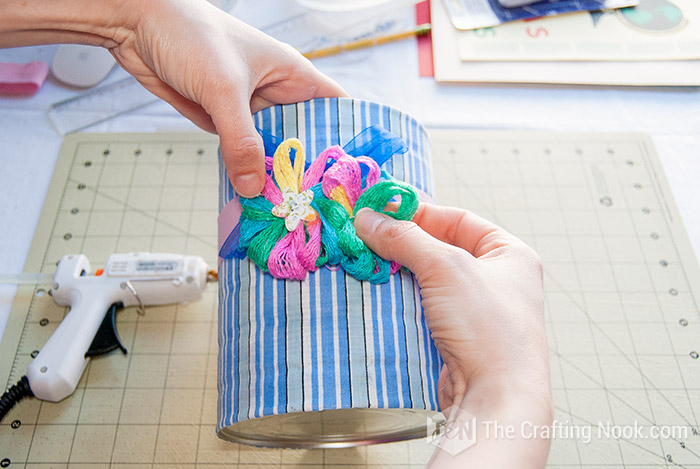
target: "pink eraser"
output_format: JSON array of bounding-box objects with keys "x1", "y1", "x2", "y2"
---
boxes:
[{"x1": 0, "y1": 61, "x2": 50, "y2": 95}]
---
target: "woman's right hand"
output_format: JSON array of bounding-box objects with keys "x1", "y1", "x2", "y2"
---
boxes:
[{"x1": 355, "y1": 204, "x2": 553, "y2": 468}]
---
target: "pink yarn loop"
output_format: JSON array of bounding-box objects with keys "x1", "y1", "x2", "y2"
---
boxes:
[
  {"x1": 299, "y1": 219, "x2": 322, "y2": 271},
  {"x1": 302, "y1": 147, "x2": 342, "y2": 190},
  {"x1": 322, "y1": 153, "x2": 381, "y2": 206},
  {"x1": 268, "y1": 224, "x2": 307, "y2": 280}
]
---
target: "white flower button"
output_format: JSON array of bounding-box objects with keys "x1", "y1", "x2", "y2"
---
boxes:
[{"x1": 272, "y1": 187, "x2": 316, "y2": 231}]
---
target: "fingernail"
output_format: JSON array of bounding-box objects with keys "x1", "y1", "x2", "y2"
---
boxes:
[
  {"x1": 354, "y1": 208, "x2": 386, "y2": 236},
  {"x1": 234, "y1": 173, "x2": 263, "y2": 198}
]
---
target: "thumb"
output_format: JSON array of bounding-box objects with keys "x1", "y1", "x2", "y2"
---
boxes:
[
  {"x1": 212, "y1": 93, "x2": 266, "y2": 198},
  {"x1": 354, "y1": 208, "x2": 463, "y2": 279}
]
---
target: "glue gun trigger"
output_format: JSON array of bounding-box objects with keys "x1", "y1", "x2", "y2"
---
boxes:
[{"x1": 85, "y1": 303, "x2": 127, "y2": 358}]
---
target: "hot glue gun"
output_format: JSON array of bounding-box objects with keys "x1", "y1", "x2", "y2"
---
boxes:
[{"x1": 0, "y1": 252, "x2": 213, "y2": 421}]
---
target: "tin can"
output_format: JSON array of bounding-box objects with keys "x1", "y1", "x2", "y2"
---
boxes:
[{"x1": 217, "y1": 97, "x2": 441, "y2": 448}]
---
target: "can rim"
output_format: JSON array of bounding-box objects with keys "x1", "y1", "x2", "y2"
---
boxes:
[{"x1": 217, "y1": 408, "x2": 437, "y2": 449}]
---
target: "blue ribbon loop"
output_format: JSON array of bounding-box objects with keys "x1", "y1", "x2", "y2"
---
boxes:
[{"x1": 342, "y1": 125, "x2": 408, "y2": 166}]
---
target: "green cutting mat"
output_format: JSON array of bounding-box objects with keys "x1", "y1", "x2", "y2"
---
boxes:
[{"x1": 1, "y1": 131, "x2": 699, "y2": 467}]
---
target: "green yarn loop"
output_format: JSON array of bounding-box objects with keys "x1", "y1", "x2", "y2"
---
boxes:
[
  {"x1": 246, "y1": 219, "x2": 286, "y2": 272},
  {"x1": 353, "y1": 180, "x2": 420, "y2": 221}
]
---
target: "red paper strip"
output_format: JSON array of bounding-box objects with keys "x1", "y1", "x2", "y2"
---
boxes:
[{"x1": 416, "y1": 0, "x2": 434, "y2": 78}]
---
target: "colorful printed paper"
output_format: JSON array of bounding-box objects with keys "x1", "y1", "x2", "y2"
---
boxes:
[
  {"x1": 443, "y1": 0, "x2": 638, "y2": 31},
  {"x1": 457, "y1": 0, "x2": 700, "y2": 61}
]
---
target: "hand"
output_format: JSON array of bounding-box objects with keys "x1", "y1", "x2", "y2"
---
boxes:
[
  {"x1": 3, "y1": 0, "x2": 347, "y2": 197},
  {"x1": 110, "y1": 0, "x2": 348, "y2": 197},
  {"x1": 354, "y1": 204, "x2": 553, "y2": 468}
]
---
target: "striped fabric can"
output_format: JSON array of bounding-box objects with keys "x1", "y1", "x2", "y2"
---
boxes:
[{"x1": 217, "y1": 98, "x2": 442, "y2": 448}]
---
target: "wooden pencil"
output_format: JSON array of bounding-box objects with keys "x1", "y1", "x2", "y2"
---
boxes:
[{"x1": 303, "y1": 23, "x2": 432, "y2": 59}]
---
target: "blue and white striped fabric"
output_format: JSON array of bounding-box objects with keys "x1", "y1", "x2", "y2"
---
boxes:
[{"x1": 217, "y1": 98, "x2": 442, "y2": 437}]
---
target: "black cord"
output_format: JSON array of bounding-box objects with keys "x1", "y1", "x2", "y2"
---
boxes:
[{"x1": 0, "y1": 376, "x2": 33, "y2": 422}]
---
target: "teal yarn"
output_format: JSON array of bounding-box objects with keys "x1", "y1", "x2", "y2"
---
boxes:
[{"x1": 247, "y1": 220, "x2": 286, "y2": 273}]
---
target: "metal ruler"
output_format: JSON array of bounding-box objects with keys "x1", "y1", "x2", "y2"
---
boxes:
[
  {"x1": 261, "y1": 3, "x2": 415, "y2": 54},
  {"x1": 47, "y1": 77, "x2": 159, "y2": 135}
]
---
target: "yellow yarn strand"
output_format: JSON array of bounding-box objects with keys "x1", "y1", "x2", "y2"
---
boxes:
[
  {"x1": 273, "y1": 138, "x2": 306, "y2": 192},
  {"x1": 329, "y1": 186, "x2": 353, "y2": 216}
]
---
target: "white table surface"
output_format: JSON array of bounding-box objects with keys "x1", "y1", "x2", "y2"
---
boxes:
[{"x1": 1, "y1": 0, "x2": 699, "y2": 340}]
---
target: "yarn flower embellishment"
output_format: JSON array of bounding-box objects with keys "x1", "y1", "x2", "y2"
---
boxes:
[{"x1": 220, "y1": 128, "x2": 419, "y2": 284}]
